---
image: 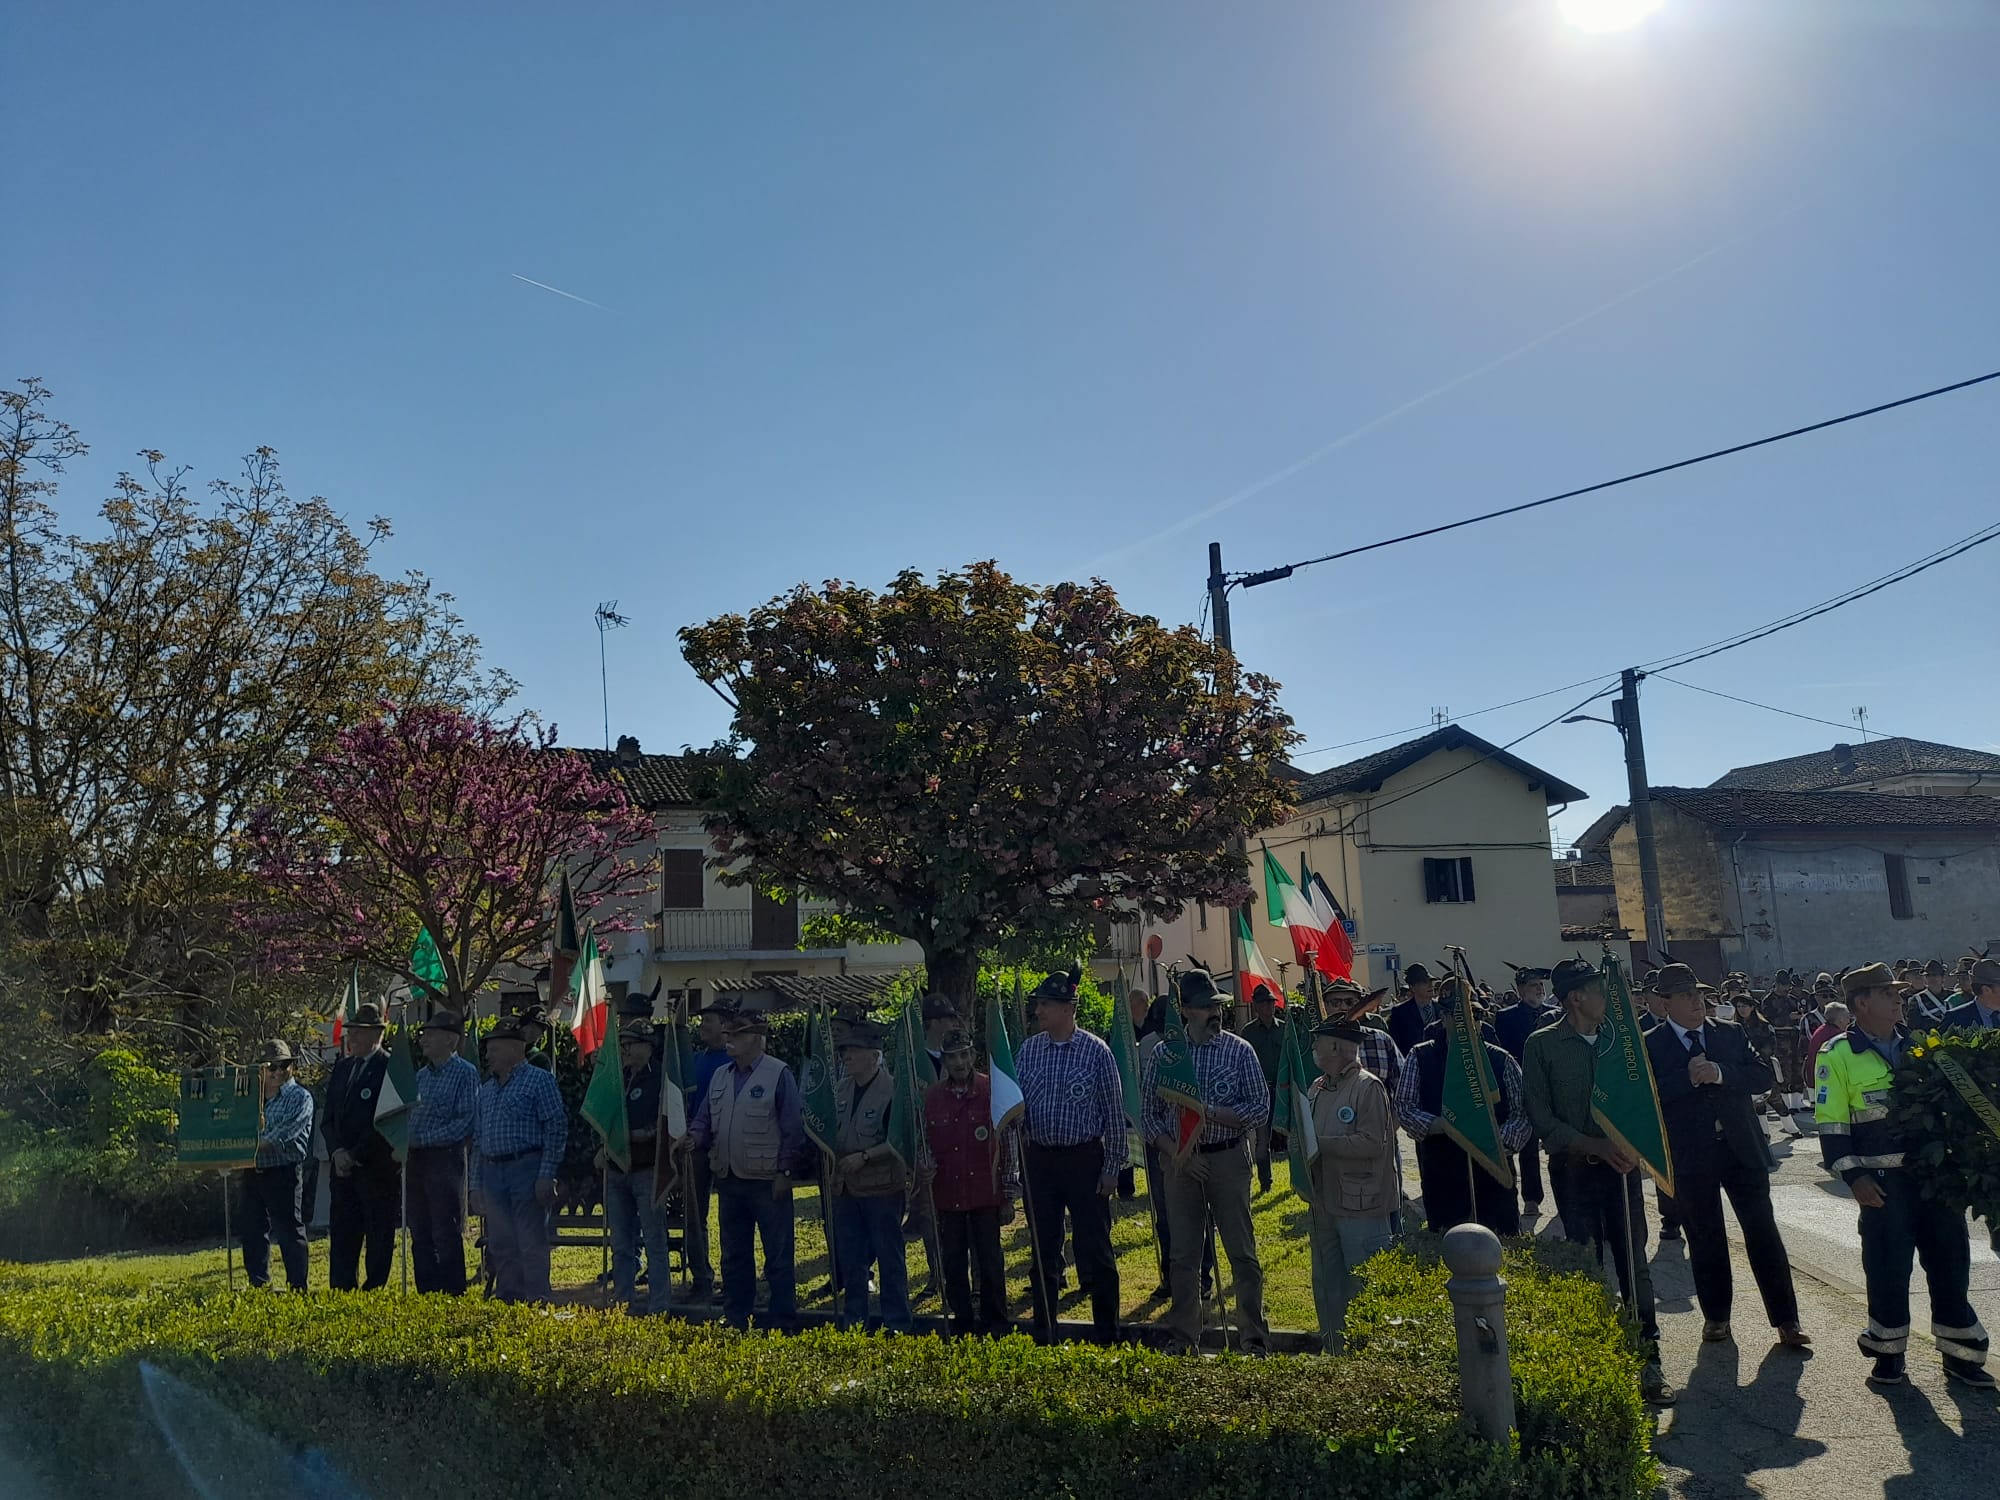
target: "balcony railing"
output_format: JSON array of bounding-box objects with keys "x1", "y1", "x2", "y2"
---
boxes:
[{"x1": 654, "y1": 902, "x2": 844, "y2": 954}]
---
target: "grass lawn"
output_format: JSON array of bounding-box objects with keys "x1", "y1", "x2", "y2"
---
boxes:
[{"x1": 9, "y1": 1158, "x2": 1333, "y2": 1333}]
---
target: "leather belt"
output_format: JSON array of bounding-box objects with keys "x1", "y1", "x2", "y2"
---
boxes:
[{"x1": 1197, "y1": 1137, "x2": 1243, "y2": 1154}]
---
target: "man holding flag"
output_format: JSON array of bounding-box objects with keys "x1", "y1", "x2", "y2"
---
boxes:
[
  {"x1": 1143, "y1": 965, "x2": 1271, "y2": 1356},
  {"x1": 1393, "y1": 974, "x2": 1529, "y2": 1236},
  {"x1": 926, "y1": 1028, "x2": 1018, "y2": 1336},
  {"x1": 829, "y1": 1018, "x2": 914, "y2": 1334},
  {"x1": 594, "y1": 1015, "x2": 674, "y2": 1316},
  {"x1": 321, "y1": 1002, "x2": 402, "y2": 1291},
  {"x1": 1522, "y1": 956, "x2": 1673, "y2": 1404},
  {"x1": 471, "y1": 1015, "x2": 568, "y2": 1303}
]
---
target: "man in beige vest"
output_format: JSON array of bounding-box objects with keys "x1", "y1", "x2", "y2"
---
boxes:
[
  {"x1": 830, "y1": 1019, "x2": 913, "y2": 1333},
  {"x1": 1304, "y1": 1017, "x2": 1397, "y2": 1353},
  {"x1": 680, "y1": 1006, "x2": 808, "y2": 1332}
]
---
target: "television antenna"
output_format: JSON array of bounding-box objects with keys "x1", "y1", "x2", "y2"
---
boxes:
[{"x1": 595, "y1": 601, "x2": 630, "y2": 749}]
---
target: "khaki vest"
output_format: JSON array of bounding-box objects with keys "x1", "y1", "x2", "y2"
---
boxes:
[
  {"x1": 707, "y1": 1053, "x2": 786, "y2": 1181},
  {"x1": 833, "y1": 1068, "x2": 905, "y2": 1197}
]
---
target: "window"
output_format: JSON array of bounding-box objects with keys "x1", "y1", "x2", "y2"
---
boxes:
[
  {"x1": 660, "y1": 848, "x2": 705, "y2": 909},
  {"x1": 1423, "y1": 857, "x2": 1476, "y2": 904},
  {"x1": 1884, "y1": 853, "x2": 1913, "y2": 921}
]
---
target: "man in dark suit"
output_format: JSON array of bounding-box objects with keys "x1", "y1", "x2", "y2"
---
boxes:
[
  {"x1": 322, "y1": 1001, "x2": 402, "y2": 1291},
  {"x1": 1943, "y1": 958, "x2": 2000, "y2": 1034},
  {"x1": 1645, "y1": 964, "x2": 1810, "y2": 1349},
  {"x1": 1386, "y1": 963, "x2": 1439, "y2": 1055}
]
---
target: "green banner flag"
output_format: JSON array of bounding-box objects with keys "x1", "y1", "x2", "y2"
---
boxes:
[
  {"x1": 374, "y1": 1015, "x2": 422, "y2": 1164},
  {"x1": 886, "y1": 997, "x2": 931, "y2": 1175},
  {"x1": 1152, "y1": 986, "x2": 1206, "y2": 1161},
  {"x1": 1271, "y1": 1012, "x2": 1320, "y2": 1204},
  {"x1": 1108, "y1": 969, "x2": 1144, "y2": 1134},
  {"x1": 1437, "y1": 973, "x2": 1513, "y2": 1189},
  {"x1": 411, "y1": 926, "x2": 447, "y2": 1003},
  {"x1": 580, "y1": 1006, "x2": 631, "y2": 1172},
  {"x1": 800, "y1": 1001, "x2": 840, "y2": 1158},
  {"x1": 1591, "y1": 955, "x2": 1675, "y2": 1195}
]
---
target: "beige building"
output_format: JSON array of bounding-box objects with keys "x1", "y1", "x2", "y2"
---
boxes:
[
  {"x1": 1128, "y1": 728, "x2": 1586, "y2": 997},
  {"x1": 562, "y1": 738, "x2": 923, "y2": 1015}
]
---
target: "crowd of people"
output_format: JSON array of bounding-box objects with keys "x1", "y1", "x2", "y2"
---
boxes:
[{"x1": 231, "y1": 949, "x2": 1999, "y2": 1400}]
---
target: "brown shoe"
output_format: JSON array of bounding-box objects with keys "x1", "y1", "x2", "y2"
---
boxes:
[
  {"x1": 1775, "y1": 1324, "x2": 1813, "y2": 1349},
  {"x1": 1702, "y1": 1320, "x2": 1733, "y2": 1343}
]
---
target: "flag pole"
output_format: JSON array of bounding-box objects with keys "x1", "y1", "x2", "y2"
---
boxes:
[
  {"x1": 1011, "y1": 1119, "x2": 1055, "y2": 1336},
  {"x1": 222, "y1": 1170, "x2": 235, "y2": 1292},
  {"x1": 1617, "y1": 1172, "x2": 1640, "y2": 1316},
  {"x1": 398, "y1": 998, "x2": 411, "y2": 1295}
]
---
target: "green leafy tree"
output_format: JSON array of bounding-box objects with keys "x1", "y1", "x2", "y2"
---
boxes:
[
  {"x1": 679, "y1": 561, "x2": 1297, "y2": 1007},
  {"x1": 0, "y1": 378, "x2": 512, "y2": 1051}
]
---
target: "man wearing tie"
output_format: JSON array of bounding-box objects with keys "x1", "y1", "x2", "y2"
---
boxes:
[
  {"x1": 1644, "y1": 963, "x2": 1811, "y2": 1351},
  {"x1": 1943, "y1": 958, "x2": 2000, "y2": 1033}
]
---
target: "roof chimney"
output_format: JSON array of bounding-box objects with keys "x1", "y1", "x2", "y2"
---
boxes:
[
  {"x1": 1831, "y1": 742, "x2": 1857, "y2": 774},
  {"x1": 615, "y1": 734, "x2": 641, "y2": 766}
]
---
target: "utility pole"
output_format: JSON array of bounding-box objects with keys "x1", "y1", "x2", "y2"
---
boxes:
[
  {"x1": 1209, "y1": 541, "x2": 1249, "y2": 996},
  {"x1": 1615, "y1": 668, "x2": 1669, "y2": 965}
]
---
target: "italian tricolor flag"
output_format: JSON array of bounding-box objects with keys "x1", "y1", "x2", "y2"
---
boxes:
[
  {"x1": 986, "y1": 993, "x2": 1025, "y2": 1133},
  {"x1": 331, "y1": 964, "x2": 361, "y2": 1047},
  {"x1": 569, "y1": 927, "x2": 611, "y2": 1056},
  {"x1": 1264, "y1": 846, "x2": 1335, "y2": 978},
  {"x1": 1235, "y1": 911, "x2": 1283, "y2": 1005}
]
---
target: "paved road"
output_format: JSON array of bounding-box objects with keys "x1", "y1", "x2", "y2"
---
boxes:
[{"x1": 1498, "y1": 1123, "x2": 2000, "y2": 1498}]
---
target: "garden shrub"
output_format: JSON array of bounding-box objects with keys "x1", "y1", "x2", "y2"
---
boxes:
[{"x1": 0, "y1": 1239, "x2": 1652, "y2": 1500}]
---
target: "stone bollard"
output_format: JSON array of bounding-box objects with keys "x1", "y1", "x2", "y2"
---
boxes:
[{"x1": 1441, "y1": 1223, "x2": 1516, "y2": 1443}]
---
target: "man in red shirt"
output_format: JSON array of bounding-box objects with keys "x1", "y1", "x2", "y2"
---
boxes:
[{"x1": 923, "y1": 1029, "x2": 1020, "y2": 1337}]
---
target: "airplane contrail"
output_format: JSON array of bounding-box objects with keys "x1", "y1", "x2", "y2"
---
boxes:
[
  {"x1": 1092, "y1": 226, "x2": 1771, "y2": 570},
  {"x1": 510, "y1": 273, "x2": 610, "y2": 311}
]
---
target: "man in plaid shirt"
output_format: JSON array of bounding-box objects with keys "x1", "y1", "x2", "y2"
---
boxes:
[
  {"x1": 1142, "y1": 966, "x2": 1271, "y2": 1354},
  {"x1": 1016, "y1": 964, "x2": 1125, "y2": 1344},
  {"x1": 241, "y1": 1039, "x2": 313, "y2": 1291},
  {"x1": 471, "y1": 1016, "x2": 568, "y2": 1303}
]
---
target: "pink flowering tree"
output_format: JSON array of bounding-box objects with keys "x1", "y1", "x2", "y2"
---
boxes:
[
  {"x1": 247, "y1": 705, "x2": 656, "y2": 1009},
  {"x1": 678, "y1": 562, "x2": 1299, "y2": 1007}
]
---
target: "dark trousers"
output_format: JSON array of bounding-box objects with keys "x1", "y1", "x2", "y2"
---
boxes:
[
  {"x1": 1253, "y1": 1121, "x2": 1274, "y2": 1192},
  {"x1": 1656, "y1": 1179, "x2": 1684, "y2": 1235},
  {"x1": 1417, "y1": 1137, "x2": 1519, "y2": 1237},
  {"x1": 715, "y1": 1173, "x2": 797, "y2": 1332},
  {"x1": 1858, "y1": 1172, "x2": 1987, "y2": 1372},
  {"x1": 1678, "y1": 1154, "x2": 1798, "y2": 1328},
  {"x1": 1556, "y1": 1157, "x2": 1658, "y2": 1341},
  {"x1": 328, "y1": 1160, "x2": 400, "y2": 1291},
  {"x1": 406, "y1": 1144, "x2": 468, "y2": 1295},
  {"x1": 1024, "y1": 1141, "x2": 1120, "y2": 1342},
  {"x1": 939, "y1": 1205, "x2": 1008, "y2": 1334},
  {"x1": 239, "y1": 1164, "x2": 308, "y2": 1290},
  {"x1": 685, "y1": 1153, "x2": 715, "y2": 1294},
  {"x1": 1516, "y1": 1133, "x2": 1545, "y2": 1209}
]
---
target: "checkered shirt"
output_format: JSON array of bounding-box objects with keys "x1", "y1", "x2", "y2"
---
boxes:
[
  {"x1": 471, "y1": 1062, "x2": 568, "y2": 1190},
  {"x1": 256, "y1": 1077, "x2": 314, "y2": 1168},
  {"x1": 410, "y1": 1053, "x2": 478, "y2": 1149},
  {"x1": 1141, "y1": 1027, "x2": 1271, "y2": 1148},
  {"x1": 1016, "y1": 1028, "x2": 1128, "y2": 1173}
]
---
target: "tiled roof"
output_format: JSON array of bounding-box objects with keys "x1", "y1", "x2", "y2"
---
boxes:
[
  {"x1": 1649, "y1": 787, "x2": 2000, "y2": 830},
  {"x1": 563, "y1": 747, "x2": 701, "y2": 808},
  {"x1": 708, "y1": 971, "x2": 912, "y2": 1012},
  {"x1": 1292, "y1": 727, "x2": 1587, "y2": 808},
  {"x1": 1710, "y1": 737, "x2": 2000, "y2": 793},
  {"x1": 1553, "y1": 860, "x2": 1616, "y2": 888}
]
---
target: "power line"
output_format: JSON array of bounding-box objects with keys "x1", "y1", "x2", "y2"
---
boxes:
[
  {"x1": 1642, "y1": 521, "x2": 2000, "y2": 673},
  {"x1": 1648, "y1": 673, "x2": 1911, "y2": 741},
  {"x1": 1291, "y1": 673, "x2": 1625, "y2": 762},
  {"x1": 1233, "y1": 367, "x2": 2000, "y2": 588}
]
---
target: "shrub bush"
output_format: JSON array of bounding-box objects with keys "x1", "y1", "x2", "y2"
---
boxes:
[{"x1": 0, "y1": 1240, "x2": 1652, "y2": 1500}]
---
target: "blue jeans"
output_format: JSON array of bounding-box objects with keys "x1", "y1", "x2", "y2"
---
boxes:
[
  {"x1": 481, "y1": 1155, "x2": 551, "y2": 1304},
  {"x1": 832, "y1": 1191, "x2": 911, "y2": 1333},
  {"x1": 605, "y1": 1166, "x2": 671, "y2": 1315},
  {"x1": 715, "y1": 1173, "x2": 797, "y2": 1332}
]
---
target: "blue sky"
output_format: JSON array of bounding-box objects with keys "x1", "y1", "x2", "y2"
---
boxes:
[{"x1": 9, "y1": 0, "x2": 1997, "y2": 850}]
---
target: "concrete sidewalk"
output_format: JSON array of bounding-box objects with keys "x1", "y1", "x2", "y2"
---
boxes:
[{"x1": 1647, "y1": 1234, "x2": 2000, "y2": 1499}]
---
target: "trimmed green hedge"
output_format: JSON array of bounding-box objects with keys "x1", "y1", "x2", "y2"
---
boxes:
[{"x1": 0, "y1": 1240, "x2": 1653, "y2": 1500}]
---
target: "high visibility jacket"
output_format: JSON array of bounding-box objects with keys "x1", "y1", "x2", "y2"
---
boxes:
[{"x1": 1814, "y1": 1028, "x2": 1904, "y2": 1184}]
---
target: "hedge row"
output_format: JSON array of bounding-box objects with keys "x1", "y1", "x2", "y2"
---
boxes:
[{"x1": 0, "y1": 1241, "x2": 1653, "y2": 1500}]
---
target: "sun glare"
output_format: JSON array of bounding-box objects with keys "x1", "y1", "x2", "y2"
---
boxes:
[{"x1": 1558, "y1": 0, "x2": 1665, "y2": 33}]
